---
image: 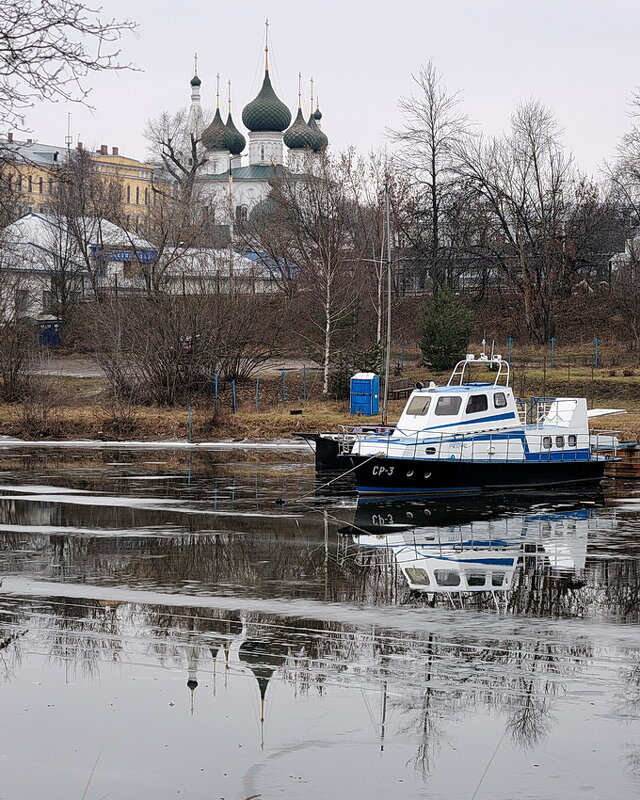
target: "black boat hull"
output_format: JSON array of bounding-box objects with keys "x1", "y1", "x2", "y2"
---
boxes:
[{"x1": 344, "y1": 454, "x2": 608, "y2": 495}]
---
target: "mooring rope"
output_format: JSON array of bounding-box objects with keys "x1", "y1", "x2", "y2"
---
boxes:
[{"x1": 275, "y1": 454, "x2": 380, "y2": 506}]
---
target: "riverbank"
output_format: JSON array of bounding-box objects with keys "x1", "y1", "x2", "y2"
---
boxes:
[{"x1": 2, "y1": 366, "x2": 639, "y2": 443}]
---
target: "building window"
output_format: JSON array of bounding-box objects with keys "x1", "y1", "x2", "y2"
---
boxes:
[
  {"x1": 260, "y1": 145, "x2": 265, "y2": 161},
  {"x1": 235, "y1": 204, "x2": 248, "y2": 225},
  {"x1": 15, "y1": 289, "x2": 28, "y2": 314},
  {"x1": 42, "y1": 290, "x2": 53, "y2": 312},
  {"x1": 48, "y1": 179, "x2": 53, "y2": 194},
  {"x1": 135, "y1": 186, "x2": 140, "y2": 205},
  {"x1": 28, "y1": 175, "x2": 33, "y2": 193},
  {"x1": 144, "y1": 188, "x2": 149, "y2": 205},
  {"x1": 38, "y1": 176, "x2": 43, "y2": 194},
  {"x1": 17, "y1": 176, "x2": 23, "y2": 191},
  {"x1": 126, "y1": 185, "x2": 131, "y2": 204}
]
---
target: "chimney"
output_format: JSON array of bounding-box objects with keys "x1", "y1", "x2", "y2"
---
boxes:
[
  {"x1": 112, "y1": 146, "x2": 119, "y2": 156},
  {"x1": 100, "y1": 144, "x2": 108, "y2": 155},
  {"x1": 26, "y1": 138, "x2": 32, "y2": 145},
  {"x1": 77, "y1": 142, "x2": 83, "y2": 151},
  {"x1": 7, "y1": 132, "x2": 12, "y2": 143}
]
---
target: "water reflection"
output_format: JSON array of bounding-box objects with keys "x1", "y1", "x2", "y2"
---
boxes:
[{"x1": 0, "y1": 450, "x2": 638, "y2": 797}]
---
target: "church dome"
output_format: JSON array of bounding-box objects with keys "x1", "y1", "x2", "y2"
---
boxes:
[
  {"x1": 308, "y1": 114, "x2": 328, "y2": 151},
  {"x1": 242, "y1": 70, "x2": 291, "y2": 133},
  {"x1": 202, "y1": 108, "x2": 229, "y2": 151},
  {"x1": 313, "y1": 106, "x2": 322, "y2": 121},
  {"x1": 225, "y1": 112, "x2": 246, "y2": 155},
  {"x1": 283, "y1": 108, "x2": 315, "y2": 150},
  {"x1": 190, "y1": 74, "x2": 201, "y2": 87}
]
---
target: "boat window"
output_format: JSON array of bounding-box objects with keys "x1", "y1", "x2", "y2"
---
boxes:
[
  {"x1": 434, "y1": 570, "x2": 461, "y2": 587},
  {"x1": 492, "y1": 573, "x2": 506, "y2": 587},
  {"x1": 494, "y1": 392, "x2": 507, "y2": 408},
  {"x1": 543, "y1": 436, "x2": 552, "y2": 449},
  {"x1": 405, "y1": 395, "x2": 432, "y2": 416},
  {"x1": 568, "y1": 434, "x2": 577, "y2": 447},
  {"x1": 435, "y1": 396, "x2": 462, "y2": 416},
  {"x1": 465, "y1": 572, "x2": 486, "y2": 587},
  {"x1": 405, "y1": 567, "x2": 430, "y2": 586},
  {"x1": 466, "y1": 394, "x2": 488, "y2": 414},
  {"x1": 555, "y1": 436, "x2": 565, "y2": 448}
]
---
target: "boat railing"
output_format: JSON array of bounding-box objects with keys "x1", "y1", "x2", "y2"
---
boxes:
[
  {"x1": 448, "y1": 354, "x2": 510, "y2": 388},
  {"x1": 338, "y1": 427, "x2": 616, "y2": 461}
]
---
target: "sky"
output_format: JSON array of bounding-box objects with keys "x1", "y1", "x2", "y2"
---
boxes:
[{"x1": 14, "y1": 0, "x2": 640, "y2": 176}]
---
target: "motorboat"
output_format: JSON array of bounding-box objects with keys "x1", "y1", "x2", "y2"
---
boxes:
[{"x1": 298, "y1": 354, "x2": 625, "y2": 495}]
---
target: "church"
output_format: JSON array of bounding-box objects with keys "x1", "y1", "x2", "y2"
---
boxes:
[{"x1": 182, "y1": 42, "x2": 329, "y2": 228}]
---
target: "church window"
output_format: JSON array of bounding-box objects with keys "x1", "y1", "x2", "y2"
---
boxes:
[
  {"x1": 235, "y1": 205, "x2": 248, "y2": 225},
  {"x1": 126, "y1": 185, "x2": 131, "y2": 204},
  {"x1": 144, "y1": 188, "x2": 149, "y2": 205},
  {"x1": 28, "y1": 175, "x2": 33, "y2": 193},
  {"x1": 38, "y1": 177, "x2": 43, "y2": 193},
  {"x1": 135, "y1": 186, "x2": 140, "y2": 204},
  {"x1": 260, "y1": 146, "x2": 265, "y2": 161}
]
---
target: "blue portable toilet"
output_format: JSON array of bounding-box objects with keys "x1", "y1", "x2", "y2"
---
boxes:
[{"x1": 350, "y1": 372, "x2": 380, "y2": 415}]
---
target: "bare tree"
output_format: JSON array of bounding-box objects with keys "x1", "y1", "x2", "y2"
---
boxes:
[
  {"x1": 0, "y1": 0, "x2": 136, "y2": 130},
  {"x1": 455, "y1": 100, "x2": 590, "y2": 341},
  {"x1": 145, "y1": 110, "x2": 209, "y2": 203},
  {"x1": 392, "y1": 60, "x2": 472, "y2": 290},
  {"x1": 254, "y1": 152, "x2": 361, "y2": 395}
]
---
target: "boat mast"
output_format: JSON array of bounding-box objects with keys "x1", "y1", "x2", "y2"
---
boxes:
[{"x1": 382, "y1": 179, "x2": 392, "y2": 425}]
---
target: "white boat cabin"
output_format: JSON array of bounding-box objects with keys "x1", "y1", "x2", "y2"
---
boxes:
[{"x1": 349, "y1": 354, "x2": 622, "y2": 463}]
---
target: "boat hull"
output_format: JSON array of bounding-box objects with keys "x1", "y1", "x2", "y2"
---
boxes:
[{"x1": 344, "y1": 454, "x2": 608, "y2": 495}]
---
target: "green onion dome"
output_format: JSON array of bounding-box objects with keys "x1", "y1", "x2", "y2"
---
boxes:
[
  {"x1": 225, "y1": 112, "x2": 246, "y2": 155},
  {"x1": 283, "y1": 108, "x2": 316, "y2": 150},
  {"x1": 242, "y1": 69, "x2": 292, "y2": 133},
  {"x1": 308, "y1": 114, "x2": 328, "y2": 151},
  {"x1": 313, "y1": 106, "x2": 322, "y2": 121},
  {"x1": 202, "y1": 108, "x2": 229, "y2": 151},
  {"x1": 190, "y1": 74, "x2": 202, "y2": 87}
]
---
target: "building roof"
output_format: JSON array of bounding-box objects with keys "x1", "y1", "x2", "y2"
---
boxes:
[
  {"x1": 202, "y1": 108, "x2": 230, "y2": 152},
  {"x1": 196, "y1": 164, "x2": 286, "y2": 181},
  {"x1": 283, "y1": 108, "x2": 316, "y2": 150},
  {"x1": 0, "y1": 138, "x2": 67, "y2": 168},
  {"x1": 241, "y1": 69, "x2": 291, "y2": 133}
]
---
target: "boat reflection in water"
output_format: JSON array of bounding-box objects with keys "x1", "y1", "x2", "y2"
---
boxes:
[{"x1": 344, "y1": 494, "x2": 611, "y2": 606}]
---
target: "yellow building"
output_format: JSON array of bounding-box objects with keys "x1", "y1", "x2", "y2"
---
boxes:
[{"x1": 0, "y1": 134, "x2": 160, "y2": 228}]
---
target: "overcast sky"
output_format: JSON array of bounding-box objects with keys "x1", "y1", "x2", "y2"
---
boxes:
[{"x1": 16, "y1": 0, "x2": 640, "y2": 176}]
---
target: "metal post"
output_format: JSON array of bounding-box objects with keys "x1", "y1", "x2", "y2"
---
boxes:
[
  {"x1": 255, "y1": 377, "x2": 260, "y2": 412},
  {"x1": 382, "y1": 181, "x2": 392, "y2": 425},
  {"x1": 550, "y1": 337, "x2": 556, "y2": 368},
  {"x1": 593, "y1": 338, "x2": 600, "y2": 368},
  {"x1": 231, "y1": 380, "x2": 237, "y2": 413},
  {"x1": 507, "y1": 336, "x2": 513, "y2": 364},
  {"x1": 187, "y1": 406, "x2": 193, "y2": 443},
  {"x1": 302, "y1": 365, "x2": 307, "y2": 402},
  {"x1": 281, "y1": 369, "x2": 287, "y2": 403},
  {"x1": 213, "y1": 372, "x2": 219, "y2": 408}
]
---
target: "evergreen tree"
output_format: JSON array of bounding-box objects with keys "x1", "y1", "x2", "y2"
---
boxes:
[{"x1": 418, "y1": 289, "x2": 474, "y2": 370}]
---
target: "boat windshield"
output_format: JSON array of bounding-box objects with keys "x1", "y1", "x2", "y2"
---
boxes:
[{"x1": 406, "y1": 395, "x2": 432, "y2": 416}]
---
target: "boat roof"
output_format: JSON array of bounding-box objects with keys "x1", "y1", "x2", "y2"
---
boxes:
[{"x1": 415, "y1": 383, "x2": 509, "y2": 394}]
